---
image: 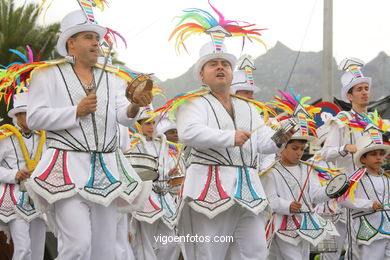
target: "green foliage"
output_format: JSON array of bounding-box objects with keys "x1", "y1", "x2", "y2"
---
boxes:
[
  {"x1": 0, "y1": 0, "x2": 60, "y2": 124},
  {"x1": 0, "y1": 0, "x2": 61, "y2": 65}
]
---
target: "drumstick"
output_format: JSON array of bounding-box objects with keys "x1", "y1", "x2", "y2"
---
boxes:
[
  {"x1": 96, "y1": 42, "x2": 113, "y2": 91},
  {"x1": 174, "y1": 146, "x2": 184, "y2": 169},
  {"x1": 297, "y1": 154, "x2": 318, "y2": 202},
  {"x1": 250, "y1": 112, "x2": 288, "y2": 134}
]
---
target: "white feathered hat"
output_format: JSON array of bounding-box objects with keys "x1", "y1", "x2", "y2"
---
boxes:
[
  {"x1": 339, "y1": 58, "x2": 371, "y2": 103},
  {"x1": 56, "y1": 10, "x2": 106, "y2": 57}
]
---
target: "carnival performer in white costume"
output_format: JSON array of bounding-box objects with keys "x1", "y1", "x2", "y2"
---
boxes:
[
  {"x1": 339, "y1": 131, "x2": 390, "y2": 260},
  {"x1": 261, "y1": 91, "x2": 339, "y2": 260},
  {"x1": 24, "y1": 9, "x2": 152, "y2": 260},
  {"x1": 321, "y1": 58, "x2": 373, "y2": 259},
  {"x1": 156, "y1": 117, "x2": 186, "y2": 200},
  {"x1": 309, "y1": 113, "x2": 348, "y2": 260},
  {"x1": 0, "y1": 92, "x2": 46, "y2": 260},
  {"x1": 230, "y1": 55, "x2": 275, "y2": 172},
  {"x1": 174, "y1": 42, "x2": 293, "y2": 259},
  {"x1": 155, "y1": 4, "x2": 295, "y2": 259},
  {"x1": 130, "y1": 107, "x2": 180, "y2": 260}
]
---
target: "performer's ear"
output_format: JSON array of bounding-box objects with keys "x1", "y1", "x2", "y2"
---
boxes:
[{"x1": 199, "y1": 71, "x2": 204, "y2": 83}]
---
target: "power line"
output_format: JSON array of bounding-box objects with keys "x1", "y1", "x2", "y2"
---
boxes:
[{"x1": 284, "y1": 0, "x2": 319, "y2": 91}]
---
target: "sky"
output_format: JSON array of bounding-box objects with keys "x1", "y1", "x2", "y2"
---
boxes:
[{"x1": 30, "y1": 0, "x2": 390, "y2": 81}]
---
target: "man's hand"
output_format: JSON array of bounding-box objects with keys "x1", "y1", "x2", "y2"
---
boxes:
[
  {"x1": 132, "y1": 89, "x2": 153, "y2": 107},
  {"x1": 372, "y1": 201, "x2": 384, "y2": 211},
  {"x1": 276, "y1": 128, "x2": 296, "y2": 147},
  {"x1": 344, "y1": 144, "x2": 357, "y2": 154},
  {"x1": 168, "y1": 168, "x2": 180, "y2": 176},
  {"x1": 234, "y1": 130, "x2": 251, "y2": 147},
  {"x1": 76, "y1": 93, "x2": 97, "y2": 118},
  {"x1": 15, "y1": 169, "x2": 32, "y2": 182},
  {"x1": 127, "y1": 90, "x2": 153, "y2": 118},
  {"x1": 289, "y1": 201, "x2": 302, "y2": 213}
]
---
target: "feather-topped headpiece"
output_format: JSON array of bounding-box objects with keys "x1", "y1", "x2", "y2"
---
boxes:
[
  {"x1": 347, "y1": 110, "x2": 390, "y2": 144},
  {"x1": 269, "y1": 89, "x2": 321, "y2": 138},
  {"x1": 169, "y1": 0, "x2": 266, "y2": 54}
]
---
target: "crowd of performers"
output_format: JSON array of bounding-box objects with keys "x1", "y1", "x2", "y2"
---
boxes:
[{"x1": 0, "y1": 1, "x2": 390, "y2": 260}]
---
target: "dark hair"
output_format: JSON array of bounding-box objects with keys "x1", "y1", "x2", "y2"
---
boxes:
[
  {"x1": 65, "y1": 33, "x2": 81, "y2": 53},
  {"x1": 286, "y1": 139, "x2": 307, "y2": 146}
]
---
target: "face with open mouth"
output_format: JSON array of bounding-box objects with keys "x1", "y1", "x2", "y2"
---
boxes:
[{"x1": 200, "y1": 58, "x2": 233, "y2": 90}]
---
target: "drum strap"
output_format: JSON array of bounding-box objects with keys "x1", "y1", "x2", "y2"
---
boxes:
[{"x1": 273, "y1": 162, "x2": 311, "y2": 212}]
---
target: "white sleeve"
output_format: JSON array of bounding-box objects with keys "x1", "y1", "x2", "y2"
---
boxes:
[
  {"x1": 0, "y1": 139, "x2": 17, "y2": 184},
  {"x1": 114, "y1": 76, "x2": 141, "y2": 127},
  {"x1": 339, "y1": 198, "x2": 373, "y2": 211},
  {"x1": 338, "y1": 183, "x2": 374, "y2": 211},
  {"x1": 118, "y1": 124, "x2": 131, "y2": 153},
  {"x1": 261, "y1": 172, "x2": 293, "y2": 215},
  {"x1": 177, "y1": 99, "x2": 235, "y2": 149},
  {"x1": 255, "y1": 116, "x2": 281, "y2": 155},
  {"x1": 320, "y1": 123, "x2": 348, "y2": 161},
  {"x1": 27, "y1": 68, "x2": 79, "y2": 131},
  {"x1": 308, "y1": 170, "x2": 330, "y2": 204}
]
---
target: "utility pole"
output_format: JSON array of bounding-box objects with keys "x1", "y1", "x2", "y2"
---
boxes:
[{"x1": 322, "y1": 0, "x2": 333, "y2": 101}]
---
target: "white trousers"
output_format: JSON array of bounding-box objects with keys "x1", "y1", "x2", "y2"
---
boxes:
[
  {"x1": 269, "y1": 236, "x2": 310, "y2": 260},
  {"x1": 116, "y1": 214, "x2": 135, "y2": 260},
  {"x1": 179, "y1": 203, "x2": 267, "y2": 260},
  {"x1": 132, "y1": 218, "x2": 180, "y2": 260},
  {"x1": 54, "y1": 195, "x2": 117, "y2": 260},
  {"x1": 9, "y1": 217, "x2": 46, "y2": 260},
  {"x1": 359, "y1": 239, "x2": 390, "y2": 260},
  {"x1": 345, "y1": 210, "x2": 360, "y2": 260},
  {"x1": 320, "y1": 220, "x2": 347, "y2": 260}
]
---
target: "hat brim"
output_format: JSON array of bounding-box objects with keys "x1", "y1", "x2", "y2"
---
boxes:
[
  {"x1": 156, "y1": 124, "x2": 177, "y2": 136},
  {"x1": 341, "y1": 77, "x2": 371, "y2": 103},
  {"x1": 56, "y1": 24, "x2": 107, "y2": 57},
  {"x1": 193, "y1": 53, "x2": 237, "y2": 82},
  {"x1": 7, "y1": 106, "x2": 27, "y2": 119},
  {"x1": 353, "y1": 144, "x2": 390, "y2": 168},
  {"x1": 290, "y1": 135, "x2": 316, "y2": 142},
  {"x1": 231, "y1": 84, "x2": 260, "y2": 94}
]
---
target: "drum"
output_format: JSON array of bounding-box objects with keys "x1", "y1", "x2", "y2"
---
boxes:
[
  {"x1": 326, "y1": 174, "x2": 350, "y2": 199},
  {"x1": 125, "y1": 74, "x2": 153, "y2": 103},
  {"x1": 167, "y1": 172, "x2": 185, "y2": 195},
  {"x1": 125, "y1": 153, "x2": 159, "y2": 181}
]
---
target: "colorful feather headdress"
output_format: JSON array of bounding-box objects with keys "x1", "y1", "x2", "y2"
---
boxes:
[
  {"x1": 0, "y1": 46, "x2": 46, "y2": 105},
  {"x1": 169, "y1": 0, "x2": 267, "y2": 54},
  {"x1": 148, "y1": 86, "x2": 275, "y2": 124},
  {"x1": 0, "y1": 56, "x2": 140, "y2": 105},
  {"x1": 269, "y1": 89, "x2": 322, "y2": 137},
  {"x1": 301, "y1": 159, "x2": 344, "y2": 187},
  {"x1": 0, "y1": 0, "x2": 132, "y2": 104},
  {"x1": 346, "y1": 110, "x2": 390, "y2": 144}
]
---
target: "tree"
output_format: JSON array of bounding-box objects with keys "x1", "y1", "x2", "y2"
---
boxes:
[
  {"x1": 0, "y1": 0, "x2": 61, "y2": 63},
  {"x1": 0, "y1": 0, "x2": 61, "y2": 125}
]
